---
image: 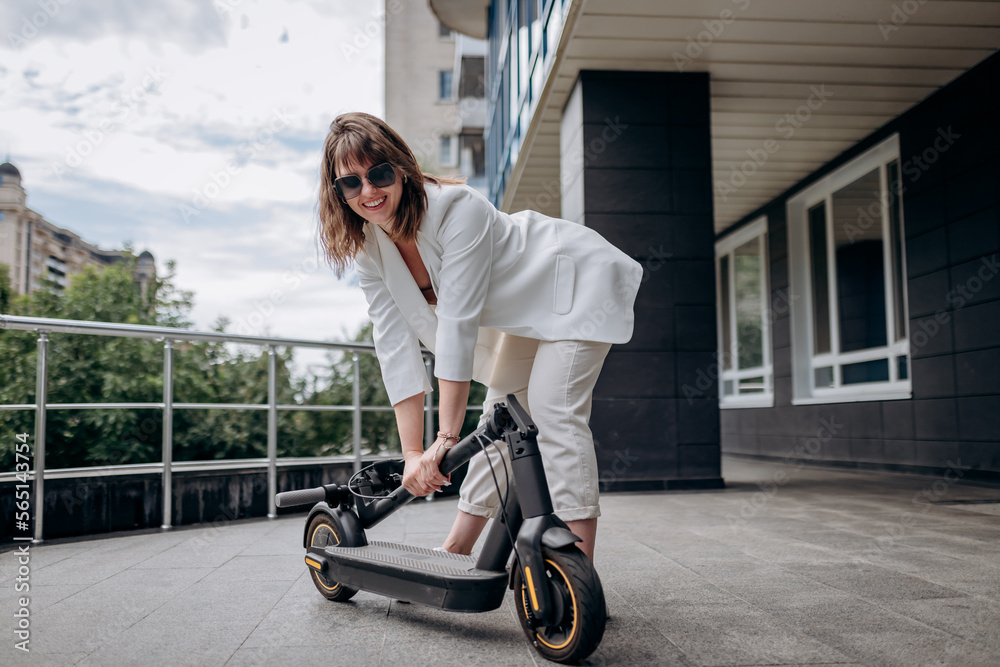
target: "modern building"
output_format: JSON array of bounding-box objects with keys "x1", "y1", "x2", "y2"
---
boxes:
[
  {"x1": 0, "y1": 162, "x2": 155, "y2": 298},
  {"x1": 385, "y1": 0, "x2": 487, "y2": 190},
  {"x1": 431, "y1": 0, "x2": 1000, "y2": 486}
]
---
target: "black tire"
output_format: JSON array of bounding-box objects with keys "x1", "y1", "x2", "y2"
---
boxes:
[
  {"x1": 513, "y1": 547, "x2": 607, "y2": 664},
  {"x1": 306, "y1": 514, "x2": 359, "y2": 602}
]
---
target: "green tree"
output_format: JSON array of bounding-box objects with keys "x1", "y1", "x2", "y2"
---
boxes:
[
  {"x1": 0, "y1": 259, "x2": 191, "y2": 469},
  {"x1": 0, "y1": 256, "x2": 489, "y2": 472},
  {"x1": 0, "y1": 263, "x2": 13, "y2": 313}
]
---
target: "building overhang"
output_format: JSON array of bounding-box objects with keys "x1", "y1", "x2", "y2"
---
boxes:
[
  {"x1": 502, "y1": 0, "x2": 1000, "y2": 234},
  {"x1": 429, "y1": 0, "x2": 490, "y2": 40}
]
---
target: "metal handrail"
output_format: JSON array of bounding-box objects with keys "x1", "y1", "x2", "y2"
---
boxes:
[
  {"x1": 0, "y1": 314, "x2": 381, "y2": 351},
  {"x1": 0, "y1": 314, "x2": 446, "y2": 542}
]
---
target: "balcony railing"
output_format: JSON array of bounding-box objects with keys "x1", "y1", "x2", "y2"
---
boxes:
[{"x1": 0, "y1": 314, "x2": 465, "y2": 543}]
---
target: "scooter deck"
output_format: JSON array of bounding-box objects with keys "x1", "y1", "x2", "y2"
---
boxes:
[{"x1": 310, "y1": 541, "x2": 509, "y2": 612}]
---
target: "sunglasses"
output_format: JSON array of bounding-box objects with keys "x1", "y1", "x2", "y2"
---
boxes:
[{"x1": 334, "y1": 162, "x2": 397, "y2": 200}]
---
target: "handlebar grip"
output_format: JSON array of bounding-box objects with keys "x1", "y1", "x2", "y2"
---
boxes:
[{"x1": 275, "y1": 486, "x2": 327, "y2": 508}]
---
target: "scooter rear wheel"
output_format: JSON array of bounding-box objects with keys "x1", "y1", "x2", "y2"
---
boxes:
[
  {"x1": 513, "y1": 546, "x2": 606, "y2": 664},
  {"x1": 306, "y1": 513, "x2": 359, "y2": 602}
]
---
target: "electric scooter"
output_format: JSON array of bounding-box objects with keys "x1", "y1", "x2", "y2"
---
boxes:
[{"x1": 275, "y1": 394, "x2": 606, "y2": 664}]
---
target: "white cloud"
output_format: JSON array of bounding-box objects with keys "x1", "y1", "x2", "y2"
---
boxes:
[{"x1": 0, "y1": 1, "x2": 386, "y2": 347}]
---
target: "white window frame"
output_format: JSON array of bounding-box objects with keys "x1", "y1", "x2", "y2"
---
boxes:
[
  {"x1": 715, "y1": 216, "x2": 773, "y2": 409},
  {"x1": 787, "y1": 134, "x2": 911, "y2": 405}
]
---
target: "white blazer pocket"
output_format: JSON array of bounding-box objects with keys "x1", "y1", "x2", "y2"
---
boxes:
[{"x1": 553, "y1": 254, "x2": 576, "y2": 315}]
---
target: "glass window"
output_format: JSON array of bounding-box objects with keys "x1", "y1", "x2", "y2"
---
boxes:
[
  {"x1": 439, "y1": 70, "x2": 453, "y2": 101},
  {"x1": 439, "y1": 136, "x2": 455, "y2": 167},
  {"x1": 832, "y1": 168, "x2": 887, "y2": 353},
  {"x1": 808, "y1": 202, "x2": 830, "y2": 355},
  {"x1": 887, "y1": 160, "x2": 908, "y2": 342},
  {"x1": 787, "y1": 135, "x2": 910, "y2": 402},
  {"x1": 716, "y1": 217, "x2": 772, "y2": 407},
  {"x1": 438, "y1": 22, "x2": 452, "y2": 39},
  {"x1": 735, "y1": 239, "x2": 764, "y2": 370}
]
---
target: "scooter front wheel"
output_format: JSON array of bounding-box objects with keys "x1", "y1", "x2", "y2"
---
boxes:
[
  {"x1": 306, "y1": 513, "x2": 359, "y2": 602},
  {"x1": 513, "y1": 546, "x2": 606, "y2": 664}
]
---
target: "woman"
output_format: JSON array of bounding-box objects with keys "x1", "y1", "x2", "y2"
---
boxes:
[{"x1": 318, "y1": 112, "x2": 642, "y2": 561}]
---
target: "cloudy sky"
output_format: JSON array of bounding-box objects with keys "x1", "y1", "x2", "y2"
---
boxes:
[{"x1": 0, "y1": 0, "x2": 392, "y2": 356}]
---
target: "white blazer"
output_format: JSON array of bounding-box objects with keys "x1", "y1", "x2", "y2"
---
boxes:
[{"x1": 354, "y1": 183, "x2": 643, "y2": 405}]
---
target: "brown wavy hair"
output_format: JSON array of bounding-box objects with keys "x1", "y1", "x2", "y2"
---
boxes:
[{"x1": 318, "y1": 112, "x2": 463, "y2": 275}]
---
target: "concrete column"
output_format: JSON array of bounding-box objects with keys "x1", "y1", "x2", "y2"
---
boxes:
[{"x1": 560, "y1": 70, "x2": 721, "y2": 490}]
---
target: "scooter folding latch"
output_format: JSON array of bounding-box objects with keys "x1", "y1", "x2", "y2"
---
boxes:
[{"x1": 503, "y1": 394, "x2": 538, "y2": 439}]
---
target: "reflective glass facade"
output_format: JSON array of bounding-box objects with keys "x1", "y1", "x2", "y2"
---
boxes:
[{"x1": 485, "y1": 0, "x2": 568, "y2": 206}]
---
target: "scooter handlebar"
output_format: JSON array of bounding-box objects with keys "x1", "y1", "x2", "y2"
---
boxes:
[{"x1": 275, "y1": 486, "x2": 327, "y2": 508}]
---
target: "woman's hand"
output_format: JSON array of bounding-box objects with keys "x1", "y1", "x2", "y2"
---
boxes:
[{"x1": 402, "y1": 439, "x2": 452, "y2": 497}]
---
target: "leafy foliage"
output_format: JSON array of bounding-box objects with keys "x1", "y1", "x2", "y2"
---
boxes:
[{"x1": 0, "y1": 260, "x2": 487, "y2": 471}]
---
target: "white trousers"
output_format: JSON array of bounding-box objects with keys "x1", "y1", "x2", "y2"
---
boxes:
[{"x1": 457, "y1": 335, "x2": 612, "y2": 522}]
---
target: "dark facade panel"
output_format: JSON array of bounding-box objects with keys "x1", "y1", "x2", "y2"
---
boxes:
[
  {"x1": 907, "y1": 270, "x2": 951, "y2": 318},
  {"x1": 906, "y1": 227, "x2": 949, "y2": 278},
  {"x1": 719, "y1": 51, "x2": 1000, "y2": 479},
  {"x1": 957, "y1": 395, "x2": 1000, "y2": 442},
  {"x1": 572, "y1": 70, "x2": 721, "y2": 489},
  {"x1": 909, "y1": 313, "x2": 954, "y2": 359},
  {"x1": 903, "y1": 187, "x2": 946, "y2": 239}
]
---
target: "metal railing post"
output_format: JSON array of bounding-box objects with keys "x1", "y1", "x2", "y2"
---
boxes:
[
  {"x1": 352, "y1": 352, "x2": 361, "y2": 473},
  {"x1": 161, "y1": 339, "x2": 173, "y2": 530},
  {"x1": 32, "y1": 332, "x2": 48, "y2": 543},
  {"x1": 424, "y1": 357, "x2": 434, "y2": 452},
  {"x1": 267, "y1": 345, "x2": 278, "y2": 518}
]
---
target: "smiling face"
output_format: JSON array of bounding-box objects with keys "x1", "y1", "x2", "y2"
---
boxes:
[{"x1": 336, "y1": 158, "x2": 403, "y2": 231}]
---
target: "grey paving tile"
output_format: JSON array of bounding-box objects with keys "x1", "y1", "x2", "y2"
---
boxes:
[
  {"x1": 149, "y1": 578, "x2": 295, "y2": 625},
  {"x1": 242, "y1": 586, "x2": 390, "y2": 648},
  {"x1": 4, "y1": 456, "x2": 1000, "y2": 666},
  {"x1": 23, "y1": 553, "x2": 133, "y2": 586},
  {"x1": 0, "y1": 645, "x2": 87, "y2": 666},
  {"x1": 627, "y1": 597, "x2": 857, "y2": 667},
  {"x1": 378, "y1": 597, "x2": 535, "y2": 666},
  {"x1": 590, "y1": 594, "x2": 696, "y2": 667},
  {"x1": 198, "y1": 553, "x2": 307, "y2": 584},
  {"x1": 0, "y1": 582, "x2": 101, "y2": 632},
  {"x1": 25, "y1": 567, "x2": 213, "y2": 654},
  {"x1": 891, "y1": 598, "x2": 1000, "y2": 654},
  {"x1": 132, "y1": 541, "x2": 245, "y2": 569},
  {"x1": 76, "y1": 618, "x2": 255, "y2": 666},
  {"x1": 226, "y1": 645, "x2": 383, "y2": 667}
]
